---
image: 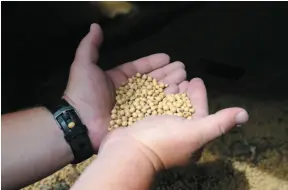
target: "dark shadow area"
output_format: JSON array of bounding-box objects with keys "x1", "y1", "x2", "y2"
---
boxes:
[
  {"x1": 2, "y1": 2, "x2": 288, "y2": 114},
  {"x1": 151, "y1": 159, "x2": 249, "y2": 190},
  {"x1": 98, "y1": 2, "x2": 203, "y2": 51}
]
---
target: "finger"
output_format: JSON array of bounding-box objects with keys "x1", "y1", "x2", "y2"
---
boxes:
[
  {"x1": 186, "y1": 78, "x2": 208, "y2": 119},
  {"x1": 164, "y1": 84, "x2": 179, "y2": 94},
  {"x1": 159, "y1": 69, "x2": 186, "y2": 85},
  {"x1": 182, "y1": 79, "x2": 204, "y2": 162},
  {"x1": 112, "y1": 53, "x2": 170, "y2": 79},
  {"x1": 148, "y1": 61, "x2": 185, "y2": 81},
  {"x1": 74, "y1": 23, "x2": 103, "y2": 64},
  {"x1": 178, "y1": 81, "x2": 189, "y2": 93},
  {"x1": 187, "y1": 108, "x2": 249, "y2": 148}
]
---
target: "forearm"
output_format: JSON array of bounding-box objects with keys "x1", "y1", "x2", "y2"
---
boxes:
[
  {"x1": 2, "y1": 107, "x2": 74, "y2": 190},
  {"x1": 71, "y1": 140, "x2": 156, "y2": 190}
]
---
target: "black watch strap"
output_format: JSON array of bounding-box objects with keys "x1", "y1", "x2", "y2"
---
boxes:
[{"x1": 48, "y1": 99, "x2": 94, "y2": 164}]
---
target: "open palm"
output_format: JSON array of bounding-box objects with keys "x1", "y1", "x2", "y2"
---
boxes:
[{"x1": 64, "y1": 24, "x2": 199, "y2": 151}]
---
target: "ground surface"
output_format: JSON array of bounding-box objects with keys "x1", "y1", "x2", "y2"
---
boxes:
[{"x1": 23, "y1": 91, "x2": 288, "y2": 190}]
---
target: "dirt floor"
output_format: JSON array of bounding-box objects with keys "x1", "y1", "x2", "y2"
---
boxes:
[{"x1": 22, "y1": 91, "x2": 288, "y2": 190}]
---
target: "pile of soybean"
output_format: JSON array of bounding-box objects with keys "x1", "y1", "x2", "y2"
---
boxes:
[{"x1": 109, "y1": 73, "x2": 195, "y2": 131}]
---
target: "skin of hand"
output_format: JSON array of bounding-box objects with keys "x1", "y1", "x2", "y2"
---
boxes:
[
  {"x1": 64, "y1": 23, "x2": 188, "y2": 152},
  {"x1": 71, "y1": 79, "x2": 249, "y2": 190},
  {"x1": 1, "y1": 23, "x2": 188, "y2": 190}
]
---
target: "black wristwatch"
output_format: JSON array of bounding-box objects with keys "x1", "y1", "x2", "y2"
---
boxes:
[{"x1": 47, "y1": 99, "x2": 94, "y2": 164}]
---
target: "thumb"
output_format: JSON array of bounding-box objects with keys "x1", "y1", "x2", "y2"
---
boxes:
[
  {"x1": 189, "y1": 107, "x2": 249, "y2": 148},
  {"x1": 74, "y1": 23, "x2": 103, "y2": 64}
]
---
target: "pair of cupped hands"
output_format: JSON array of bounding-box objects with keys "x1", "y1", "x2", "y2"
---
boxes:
[{"x1": 64, "y1": 24, "x2": 249, "y2": 171}]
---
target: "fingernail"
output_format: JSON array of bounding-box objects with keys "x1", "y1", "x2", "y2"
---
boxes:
[
  {"x1": 90, "y1": 24, "x2": 93, "y2": 32},
  {"x1": 90, "y1": 23, "x2": 95, "y2": 32},
  {"x1": 235, "y1": 110, "x2": 249, "y2": 125}
]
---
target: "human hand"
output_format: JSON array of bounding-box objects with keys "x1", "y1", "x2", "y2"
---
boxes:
[
  {"x1": 63, "y1": 23, "x2": 187, "y2": 152},
  {"x1": 99, "y1": 78, "x2": 249, "y2": 170}
]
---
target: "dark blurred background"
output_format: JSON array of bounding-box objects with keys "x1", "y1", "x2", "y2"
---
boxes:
[{"x1": 2, "y1": 1, "x2": 288, "y2": 114}]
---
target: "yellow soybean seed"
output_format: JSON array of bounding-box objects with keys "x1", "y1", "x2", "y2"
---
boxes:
[
  {"x1": 116, "y1": 119, "x2": 122, "y2": 125},
  {"x1": 163, "y1": 105, "x2": 169, "y2": 111},
  {"x1": 136, "y1": 105, "x2": 142, "y2": 110},
  {"x1": 170, "y1": 107, "x2": 177, "y2": 113},
  {"x1": 68, "y1": 122, "x2": 75, "y2": 128},
  {"x1": 132, "y1": 112, "x2": 138, "y2": 118},
  {"x1": 140, "y1": 101, "x2": 146, "y2": 106},
  {"x1": 128, "y1": 78, "x2": 133, "y2": 83},
  {"x1": 166, "y1": 111, "x2": 173, "y2": 115},
  {"x1": 126, "y1": 91, "x2": 133, "y2": 97},
  {"x1": 138, "y1": 113, "x2": 144, "y2": 118},
  {"x1": 144, "y1": 104, "x2": 150, "y2": 109},
  {"x1": 129, "y1": 106, "x2": 135, "y2": 112},
  {"x1": 122, "y1": 116, "x2": 128, "y2": 121},
  {"x1": 141, "y1": 107, "x2": 147, "y2": 113},
  {"x1": 119, "y1": 110, "x2": 125, "y2": 116},
  {"x1": 147, "y1": 76, "x2": 152, "y2": 81},
  {"x1": 149, "y1": 101, "x2": 154, "y2": 107},
  {"x1": 136, "y1": 73, "x2": 141, "y2": 77}
]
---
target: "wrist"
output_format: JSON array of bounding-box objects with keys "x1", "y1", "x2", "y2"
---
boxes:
[
  {"x1": 99, "y1": 129, "x2": 164, "y2": 172},
  {"x1": 43, "y1": 107, "x2": 75, "y2": 163},
  {"x1": 73, "y1": 135, "x2": 156, "y2": 190},
  {"x1": 47, "y1": 97, "x2": 94, "y2": 164},
  {"x1": 100, "y1": 129, "x2": 164, "y2": 171}
]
